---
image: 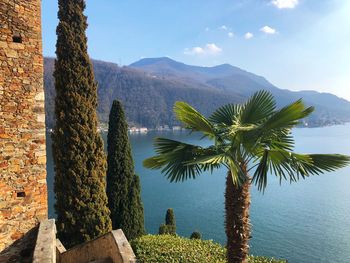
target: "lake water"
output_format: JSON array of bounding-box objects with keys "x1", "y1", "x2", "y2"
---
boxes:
[{"x1": 46, "y1": 124, "x2": 350, "y2": 263}]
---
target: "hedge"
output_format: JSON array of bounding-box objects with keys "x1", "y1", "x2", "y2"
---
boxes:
[{"x1": 131, "y1": 234, "x2": 287, "y2": 263}]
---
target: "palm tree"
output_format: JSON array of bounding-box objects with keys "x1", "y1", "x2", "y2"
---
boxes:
[{"x1": 143, "y1": 91, "x2": 350, "y2": 263}]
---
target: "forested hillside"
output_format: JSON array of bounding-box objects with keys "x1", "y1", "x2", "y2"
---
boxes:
[
  {"x1": 44, "y1": 57, "x2": 350, "y2": 128},
  {"x1": 44, "y1": 58, "x2": 243, "y2": 128}
]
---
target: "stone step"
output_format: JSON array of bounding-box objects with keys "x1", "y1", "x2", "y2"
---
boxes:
[{"x1": 88, "y1": 257, "x2": 113, "y2": 263}]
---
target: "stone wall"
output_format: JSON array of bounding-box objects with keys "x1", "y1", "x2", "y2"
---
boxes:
[
  {"x1": 0, "y1": 0, "x2": 47, "y2": 252},
  {"x1": 57, "y1": 229, "x2": 136, "y2": 263}
]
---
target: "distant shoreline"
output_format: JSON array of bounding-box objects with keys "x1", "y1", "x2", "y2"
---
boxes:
[{"x1": 46, "y1": 121, "x2": 349, "y2": 134}]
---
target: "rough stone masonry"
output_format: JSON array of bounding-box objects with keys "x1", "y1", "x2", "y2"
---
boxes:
[{"x1": 0, "y1": 0, "x2": 48, "y2": 252}]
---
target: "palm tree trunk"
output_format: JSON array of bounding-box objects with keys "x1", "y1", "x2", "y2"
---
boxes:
[{"x1": 225, "y1": 170, "x2": 251, "y2": 263}]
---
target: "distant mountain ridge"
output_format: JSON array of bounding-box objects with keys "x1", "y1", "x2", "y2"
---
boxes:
[{"x1": 43, "y1": 57, "x2": 350, "y2": 128}]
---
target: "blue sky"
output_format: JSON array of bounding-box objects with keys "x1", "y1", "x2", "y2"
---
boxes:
[{"x1": 42, "y1": 0, "x2": 350, "y2": 100}]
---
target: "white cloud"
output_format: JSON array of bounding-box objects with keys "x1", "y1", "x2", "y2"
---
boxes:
[
  {"x1": 228, "y1": 32, "x2": 234, "y2": 38},
  {"x1": 184, "y1": 47, "x2": 205, "y2": 55},
  {"x1": 205, "y1": 27, "x2": 210, "y2": 32},
  {"x1": 184, "y1": 43, "x2": 223, "y2": 56},
  {"x1": 219, "y1": 25, "x2": 228, "y2": 31},
  {"x1": 260, "y1": 25, "x2": 277, "y2": 34},
  {"x1": 206, "y1": 43, "x2": 222, "y2": 53},
  {"x1": 244, "y1": 32, "x2": 254, "y2": 39},
  {"x1": 271, "y1": 0, "x2": 299, "y2": 9}
]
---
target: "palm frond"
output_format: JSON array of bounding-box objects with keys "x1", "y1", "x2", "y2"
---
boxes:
[
  {"x1": 144, "y1": 94, "x2": 350, "y2": 194},
  {"x1": 252, "y1": 150, "x2": 269, "y2": 191},
  {"x1": 227, "y1": 159, "x2": 248, "y2": 186},
  {"x1": 143, "y1": 138, "x2": 226, "y2": 182},
  {"x1": 294, "y1": 153, "x2": 350, "y2": 175},
  {"x1": 239, "y1": 90, "x2": 276, "y2": 125},
  {"x1": 209, "y1": 103, "x2": 241, "y2": 126},
  {"x1": 174, "y1": 102, "x2": 215, "y2": 137},
  {"x1": 262, "y1": 99, "x2": 314, "y2": 131},
  {"x1": 251, "y1": 149, "x2": 350, "y2": 191}
]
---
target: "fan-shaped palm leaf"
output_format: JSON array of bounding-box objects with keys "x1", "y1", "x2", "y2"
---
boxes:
[
  {"x1": 262, "y1": 99, "x2": 314, "y2": 131},
  {"x1": 143, "y1": 138, "x2": 231, "y2": 182},
  {"x1": 174, "y1": 101, "x2": 215, "y2": 137},
  {"x1": 252, "y1": 149, "x2": 350, "y2": 191},
  {"x1": 239, "y1": 90, "x2": 276, "y2": 125}
]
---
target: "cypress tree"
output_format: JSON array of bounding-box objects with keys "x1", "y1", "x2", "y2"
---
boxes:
[
  {"x1": 165, "y1": 208, "x2": 176, "y2": 227},
  {"x1": 53, "y1": 0, "x2": 111, "y2": 248},
  {"x1": 106, "y1": 100, "x2": 145, "y2": 240},
  {"x1": 158, "y1": 208, "x2": 176, "y2": 235},
  {"x1": 123, "y1": 175, "x2": 145, "y2": 240}
]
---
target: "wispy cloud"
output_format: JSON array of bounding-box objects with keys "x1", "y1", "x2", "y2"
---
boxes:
[
  {"x1": 244, "y1": 32, "x2": 254, "y2": 39},
  {"x1": 260, "y1": 25, "x2": 277, "y2": 34},
  {"x1": 228, "y1": 32, "x2": 234, "y2": 38},
  {"x1": 271, "y1": 0, "x2": 299, "y2": 9},
  {"x1": 184, "y1": 43, "x2": 223, "y2": 56},
  {"x1": 205, "y1": 27, "x2": 210, "y2": 32},
  {"x1": 219, "y1": 25, "x2": 228, "y2": 31}
]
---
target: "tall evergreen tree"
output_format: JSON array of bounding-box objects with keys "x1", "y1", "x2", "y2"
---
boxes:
[
  {"x1": 165, "y1": 208, "x2": 176, "y2": 227},
  {"x1": 123, "y1": 175, "x2": 145, "y2": 239},
  {"x1": 53, "y1": 0, "x2": 111, "y2": 248},
  {"x1": 106, "y1": 100, "x2": 145, "y2": 240},
  {"x1": 158, "y1": 208, "x2": 176, "y2": 235}
]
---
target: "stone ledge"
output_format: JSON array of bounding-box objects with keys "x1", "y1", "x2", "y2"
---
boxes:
[{"x1": 32, "y1": 219, "x2": 56, "y2": 263}]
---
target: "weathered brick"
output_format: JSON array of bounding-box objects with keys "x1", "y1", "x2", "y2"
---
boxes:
[{"x1": 0, "y1": 0, "x2": 47, "y2": 253}]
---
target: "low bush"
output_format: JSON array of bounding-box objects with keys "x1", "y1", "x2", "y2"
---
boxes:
[
  {"x1": 190, "y1": 231, "x2": 202, "y2": 240},
  {"x1": 131, "y1": 234, "x2": 287, "y2": 263},
  {"x1": 158, "y1": 224, "x2": 176, "y2": 235}
]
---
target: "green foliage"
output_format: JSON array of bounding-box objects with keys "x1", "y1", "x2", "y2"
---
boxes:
[
  {"x1": 190, "y1": 231, "x2": 202, "y2": 239},
  {"x1": 158, "y1": 224, "x2": 167, "y2": 235},
  {"x1": 125, "y1": 175, "x2": 145, "y2": 240},
  {"x1": 144, "y1": 90, "x2": 350, "y2": 190},
  {"x1": 144, "y1": 91, "x2": 350, "y2": 262},
  {"x1": 158, "y1": 224, "x2": 176, "y2": 235},
  {"x1": 158, "y1": 209, "x2": 176, "y2": 235},
  {"x1": 52, "y1": 0, "x2": 111, "y2": 248},
  {"x1": 131, "y1": 235, "x2": 286, "y2": 263},
  {"x1": 106, "y1": 100, "x2": 145, "y2": 240},
  {"x1": 165, "y1": 208, "x2": 176, "y2": 226}
]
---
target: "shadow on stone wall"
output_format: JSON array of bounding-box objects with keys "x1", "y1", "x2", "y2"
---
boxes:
[{"x1": 0, "y1": 226, "x2": 38, "y2": 263}]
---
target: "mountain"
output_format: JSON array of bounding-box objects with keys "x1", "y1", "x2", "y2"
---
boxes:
[
  {"x1": 130, "y1": 57, "x2": 350, "y2": 126},
  {"x1": 44, "y1": 57, "x2": 350, "y2": 128},
  {"x1": 44, "y1": 58, "x2": 243, "y2": 128},
  {"x1": 130, "y1": 57, "x2": 274, "y2": 92}
]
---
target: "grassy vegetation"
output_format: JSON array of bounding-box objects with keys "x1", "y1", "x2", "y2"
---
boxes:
[{"x1": 131, "y1": 235, "x2": 287, "y2": 263}]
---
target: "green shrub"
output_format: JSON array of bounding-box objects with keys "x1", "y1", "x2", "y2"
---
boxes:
[
  {"x1": 158, "y1": 208, "x2": 176, "y2": 235},
  {"x1": 190, "y1": 231, "x2": 201, "y2": 239},
  {"x1": 158, "y1": 224, "x2": 167, "y2": 235},
  {"x1": 131, "y1": 235, "x2": 287, "y2": 263},
  {"x1": 158, "y1": 224, "x2": 176, "y2": 235}
]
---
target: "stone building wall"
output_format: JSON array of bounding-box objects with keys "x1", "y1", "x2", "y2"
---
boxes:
[{"x1": 0, "y1": 0, "x2": 47, "y2": 252}]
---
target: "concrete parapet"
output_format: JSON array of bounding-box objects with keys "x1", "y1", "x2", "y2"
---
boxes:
[{"x1": 33, "y1": 219, "x2": 56, "y2": 263}]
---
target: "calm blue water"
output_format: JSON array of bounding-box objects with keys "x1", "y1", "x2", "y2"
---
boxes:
[{"x1": 46, "y1": 124, "x2": 350, "y2": 263}]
